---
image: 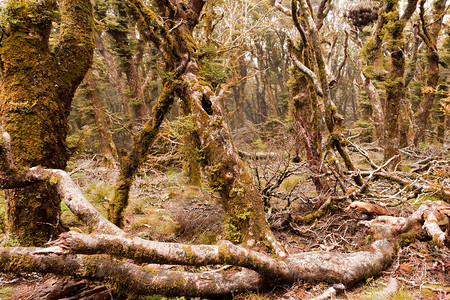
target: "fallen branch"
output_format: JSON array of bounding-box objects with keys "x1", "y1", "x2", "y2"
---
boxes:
[{"x1": 0, "y1": 247, "x2": 264, "y2": 298}]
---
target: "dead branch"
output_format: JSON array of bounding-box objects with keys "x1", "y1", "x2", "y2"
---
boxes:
[
  {"x1": 344, "y1": 201, "x2": 393, "y2": 216},
  {"x1": 332, "y1": 31, "x2": 349, "y2": 87},
  {"x1": 0, "y1": 247, "x2": 265, "y2": 298},
  {"x1": 238, "y1": 150, "x2": 282, "y2": 160},
  {"x1": 274, "y1": 0, "x2": 291, "y2": 16}
]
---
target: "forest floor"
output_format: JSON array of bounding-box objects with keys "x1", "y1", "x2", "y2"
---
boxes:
[{"x1": 0, "y1": 132, "x2": 449, "y2": 299}]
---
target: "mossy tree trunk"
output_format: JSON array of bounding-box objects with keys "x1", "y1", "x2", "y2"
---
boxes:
[
  {"x1": 290, "y1": 46, "x2": 330, "y2": 194},
  {"x1": 364, "y1": 0, "x2": 418, "y2": 165},
  {"x1": 126, "y1": 0, "x2": 286, "y2": 254},
  {"x1": 85, "y1": 70, "x2": 119, "y2": 165},
  {"x1": 108, "y1": 83, "x2": 175, "y2": 227},
  {"x1": 0, "y1": 0, "x2": 94, "y2": 245},
  {"x1": 288, "y1": 0, "x2": 363, "y2": 186},
  {"x1": 383, "y1": 0, "x2": 418, "y2": 164},
  {"x1": 413, "y1": 0, "x2": 447, "y2": 146}
]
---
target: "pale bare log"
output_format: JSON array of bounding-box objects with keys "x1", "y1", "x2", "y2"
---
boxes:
[
  {"x1": 0, "y1": 247, "x2": 264, "y2": 298},
  {"x1": 0, "y1": 168, "x2": 123, "y2": 236},
  {"x1": 40, "y1": 231, "x2": 296, "y2": 282}
]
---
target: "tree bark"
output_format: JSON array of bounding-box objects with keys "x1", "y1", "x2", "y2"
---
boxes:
[
  {"x1": 0, "y1": 0, "x2": 94, "y2": 245},
  {"x1": 106, "y1": 0, "x2": 150, "y2": 124},
  {"x1": 85, "y1": 71, "x2": 119, "y2": 164},
  {"x1": 414, "y1": 0, "x2": 447, "y2": 146},
  {"x1": 108, "y1": 84, "x2": 175, "y2": 227}
]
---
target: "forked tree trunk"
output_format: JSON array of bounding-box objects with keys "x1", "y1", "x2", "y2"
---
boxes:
[
  {"x1": 123, "y1": 0, "x2": 286, "y2": 253},
  {"x1": 0, "y1": 0, "x2": 94, "y2": 245},
  {"x1": 178, "y1": 65, "x2": 285, "y2": 253}
]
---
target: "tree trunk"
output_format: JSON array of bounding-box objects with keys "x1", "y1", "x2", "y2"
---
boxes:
[
  {"x1": 384, "y1": 50, "x2": 405, "y2": 165},
  {"x1": 234, "y1": 57, "x2": 247, "y2": 129},
  {"x1": 85, "y1": 71, "x2": 119, "y2": 164},
  {"x1": 108, "y1": 84, "x2": 175, "y2": 227},
  {"x1": 107, "y1": 0, "x2": 150, "y2": 124},
  {"x1": 414, "y1": 0, "x2": 446, "y2": 146},
  {"x1": 179, "y1": 66, "x2": 285, "y2": 253},
  {"x1": 290, "y1": 50, "x2": 330, "y2": 193},
  {"x1": 0, "y1": 0, "x2": 94, "y2": 245}
]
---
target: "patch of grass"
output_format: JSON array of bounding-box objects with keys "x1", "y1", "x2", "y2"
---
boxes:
[
  {"x1": 138, "y1": 296, "x2": 185, "y2": 300},
  {"x1": 279, "y1": 175, "x2": 305, "y2": 192},
  {"x1": 237, "y1": 291, "x2": 271, "y2": 300},
  {"x1": 127, "y1": 198, "x2": 149, "y2": 215},
  {"x1": 83, "y1": 182, "x2": 114, "y2": 215},
  {"x1": 193, "y1": 230, "x2": 219, "y2": 245},
  {"x1": 0, "y1": 286, "x2": 12, "y2": 298},
  {"x1": 166, "y1": 167, "x2": 179, "y2": 177},
  {"x1": 130, "y1": 209, "x2": 179, "y2": 239},
  {"x1": 409, "y1": 194, "x2": 441, "y2": 208}
]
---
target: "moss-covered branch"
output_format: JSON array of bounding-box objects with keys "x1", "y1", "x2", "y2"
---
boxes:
[
  {"x1": 108, "y1": 83, "x2": 176, "y2": 227},
  {"x1": 54, "y1": 0, "x2": 95, "y2": 90}
]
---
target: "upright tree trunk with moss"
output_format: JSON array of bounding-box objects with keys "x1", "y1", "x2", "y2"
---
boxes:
[
  {"x1": 383, "y1": 0, "x2": 418, "y2": 164},
  {"x1": 363, "y1": 0, "x2": 418, "y2": 165},
  {"x1": 85, "y1": 71, "x2": 119, "y2": 165},
  {"x1": 0, "y1": 0, "x2": 94, "y2": 245},
  {"x1": 106, "y1": 0, "x2": 149, "y2": 124},
  {"x1": 290, "y1": 47, "x2": 330, "y2": 193},
  {"x1": 414, "y1": 0, "x2": 447, "y2": 146},
  {"x1": 383, "y1": 50, "x2": 405, "y2": 163},
  {"x1": 108, "y1": 84, "x2": 175, "y2": 227},
  {"x1": 126, "y1": 0, "x2": 285, "y2": 254}
]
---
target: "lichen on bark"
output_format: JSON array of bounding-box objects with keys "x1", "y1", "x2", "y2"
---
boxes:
[{"x1": 0, "y1": 0, "x2": 95, "y2": 245}]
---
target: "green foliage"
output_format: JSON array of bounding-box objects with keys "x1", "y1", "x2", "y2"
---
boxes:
[
  {"x1": 83, "y1": 182, "x2": 114, "y2": 216},
  {"x1": 130, "y1": 211, "x2": 180, "y2": 239},
  {"x1": 359, "y1": 91, "x2": 372, "y2": 117},
  {"x1": 199, "y1": 58, "x2": 230, "y2": 89},
  {"x1": 0, "y1": 0, "x2": 59, "y2": 29},
  {"x1": 170, "y1": 115, "x2": 203, "y2": 182},
  {"x1": 66, "y1": 125, "x2": 97, "y2": 157},
  {"x1": 276, "y1": 91, "x2": 289, "y2": 115},
  {"x1": 354, "y1": 119, "x2": 374, "y2": 143}
]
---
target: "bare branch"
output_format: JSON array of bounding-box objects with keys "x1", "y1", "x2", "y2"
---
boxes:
[
  {"x1": 275, "y1": 0, "x2": 292, "y2": 16},
  {"x1": 291, "y1": 0, "x2": 308, "y2": 45},
  {"x1": 333, "y1": 31, "x2": 349, "y2": 87},
  {"x1": 315, "y1": 0, "x2": 331, "y2": 31}
]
